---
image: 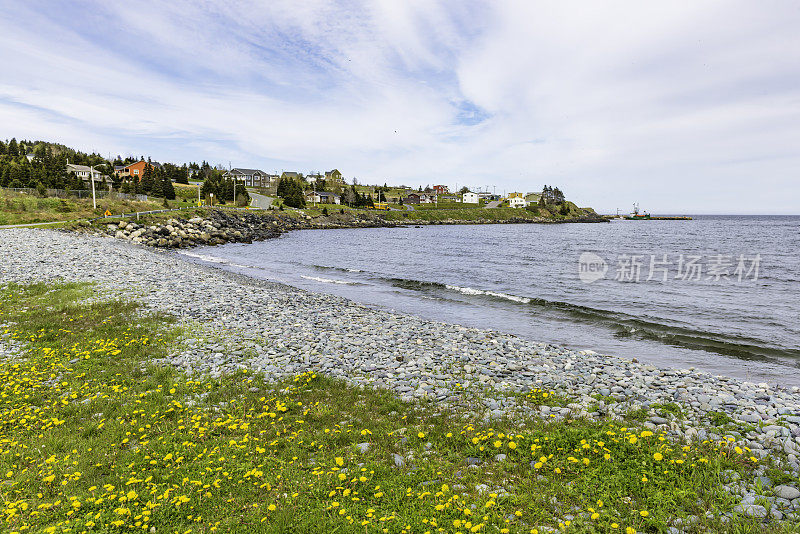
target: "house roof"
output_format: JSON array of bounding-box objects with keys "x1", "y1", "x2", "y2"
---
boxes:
[
  {"x1": 228, "y1": 168, "x2": 265, "y2": 175},
  {"x1": 66, "y1": 163, "x2": 95, "y2": 172},
  {"x1": 309, "y1": 191, "x2": 340, "y2": 198},
  {"x1": 282, "y1": 171, "x2": 301, "y2": 178}
]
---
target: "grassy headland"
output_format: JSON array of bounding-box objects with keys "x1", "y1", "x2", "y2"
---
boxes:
[{"x1": 0, "y1": 282, "x2": 777, "y2": 532}]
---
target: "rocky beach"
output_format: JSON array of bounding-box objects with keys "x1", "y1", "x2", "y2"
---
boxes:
[{"x1": 2, "y1": 227, "x2": 800, "y2": 525}]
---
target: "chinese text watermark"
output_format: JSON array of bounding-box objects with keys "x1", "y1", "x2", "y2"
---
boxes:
[{"x1": 578, "y1": 253, "x2": 760, "y2": 284}]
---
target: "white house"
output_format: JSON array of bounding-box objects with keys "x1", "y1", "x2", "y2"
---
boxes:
[
  {"x1": 66, "y1": 163, "x2": 104, "y2": 185},
  {"x1": 507, "y1": 192, "x2": 527, "y2": 208},
  {"x1": 462, "y1": 191, "x2": 479, "y2": 204},
  {"x1": 306, "y1": 191, "x2": 341, "y2": 204}
]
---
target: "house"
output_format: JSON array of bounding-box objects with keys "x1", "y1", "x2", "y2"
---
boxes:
[
  {"x1": 306, "y1": 191, "x2": 341, "y2": 204},
  {"x1": 507, "y1": 192, "x2": 527, "y2": 208},
  {"x1": 224, "y1": 168, "x2": 275, "y2": 188},
  {"x1": 281, "y1": 171, "x2": 302, "y2": 181},
  {"x1": 525, "y1": 192, "x2": 541, "y2": 204},
  {"x1": 432, "y1": 185, "x2": 449, "y2": 194},
  {"x1": 118, "y1": 160, "x2": 157, "y2": 180},
  {"x1": 65, "y1": 164, "x2": 104, "y2": 185},
  {"x1": 113, "y1": 165, "x2": 127, "y2": 177},
  {"x1": 462, "y1": 191, "x2": 479, "y2": 204},
  {"x1": 325, "y1": 169, "x2": 344, "y2": 185},
  {"x1": 405, "y1": 192, "x2": 436, "y2": 204}
]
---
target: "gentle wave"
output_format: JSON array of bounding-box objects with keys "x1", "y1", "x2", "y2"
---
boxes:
[
  {"x1": 310, "y1": 264, "x2": 365, "y2": 273},
  {"x1": 388, "y1": 276, "x2": 800, "y2": 362},
  {"x1": 177, "y1": 251, "x2": 230, "y2": 264},
  {"x1": 445, "y1": 284, "x2": 532, "y2": 304},
  {"x1": 300, "y1": 275, "x2": 359, "y2": 285}
]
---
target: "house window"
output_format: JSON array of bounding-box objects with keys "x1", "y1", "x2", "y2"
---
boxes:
[{"x1": 134, "y1": 170, "x2": 139, "y2": 175}]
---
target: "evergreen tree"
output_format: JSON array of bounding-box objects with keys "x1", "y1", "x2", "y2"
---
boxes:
[
  {"x1": 162, "y1": 174, "x2": 176, "y2": 200},
  {"x1": 141, "y1": 162, "x2": 155, "y2": 193},
  {"x1": 177, "y1": 164, "x2": 189, "y2": 184},
  {"x1": 151, "y1": 169, "x2": 164, "y2": 198},
  {"x1": 0, "y1": 140, "x2": 6, "y2": 155},
  {"x1": 7, "y1": 138, "x2": 18, "y2": 157}
]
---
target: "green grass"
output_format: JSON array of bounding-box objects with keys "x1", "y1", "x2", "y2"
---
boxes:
[
  {"x1": 412, "y1": 202, "x2": 482, "y2": 211},
  {"x1": 0, "y1": 282, "x2": 784, "y2": 533},
  {"x1": 0, "y1": 189, "x2": 197, "y2": 226}
]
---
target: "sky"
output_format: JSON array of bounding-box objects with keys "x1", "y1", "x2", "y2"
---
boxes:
[{"x1": 1, "y1": 1, "x2": 799, "y2": 214}]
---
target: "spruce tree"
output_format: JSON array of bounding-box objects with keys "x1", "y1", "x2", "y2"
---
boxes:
[
  {"x1": 151, "y1": 170, "x2": 164, "y2": 198},
  {"x1": 7, "y1": 138, "x2": 18, "y2": 157},
  {"x1": 177, "y1": 164, "x2": 189, "y2": 184},
  {"x1": 162, "y1": 175, "x2": 176, "y2": 200},
  {"x1": 141, "y1": 164, "x2": 154, "y2": 193}
]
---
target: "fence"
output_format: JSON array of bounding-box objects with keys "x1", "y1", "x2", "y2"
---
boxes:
[{"x1": 2, "y1": 187, "x2": 148, "y2": 202}]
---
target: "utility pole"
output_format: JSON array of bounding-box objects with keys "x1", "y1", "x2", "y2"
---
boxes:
[{"x1": 90, "y1": 165, "x2": 97, "y2": 210}]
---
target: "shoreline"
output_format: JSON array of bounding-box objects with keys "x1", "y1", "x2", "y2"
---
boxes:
[
  {"x1": 69, "y1": 207, "x2": 608, "y2": 249},
  {"x1": 3, "y1": 227, "x2": 800, "y2": 521}
]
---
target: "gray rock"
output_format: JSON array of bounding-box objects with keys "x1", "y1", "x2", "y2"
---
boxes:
[
  {"x1": 733, "y1": 503, "x2": 768, "y2": 518},
  {"x1": 775, "y1": 485, "x2": 800, "y2": 500}
]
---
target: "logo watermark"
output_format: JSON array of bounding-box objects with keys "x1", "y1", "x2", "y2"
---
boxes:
[
  {"x1": 578, "y1": 252, "x2": 608, "y2": 284},
  {"x1": 577, "y1": 253, "x2": 761, "y2": 283}
]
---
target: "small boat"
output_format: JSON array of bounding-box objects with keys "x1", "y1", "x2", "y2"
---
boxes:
[{"x1": 624, "y1": 203, "x2": 651, "y2": 220}]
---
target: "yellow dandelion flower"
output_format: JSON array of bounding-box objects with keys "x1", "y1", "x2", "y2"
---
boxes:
[{"x1": 653, "y1": 452, "x2": 663, "y2": 461}]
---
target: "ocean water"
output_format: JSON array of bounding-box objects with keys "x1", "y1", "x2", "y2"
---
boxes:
[{"x1": 179, "y1": 216, "x2": 800, "y2": 385}]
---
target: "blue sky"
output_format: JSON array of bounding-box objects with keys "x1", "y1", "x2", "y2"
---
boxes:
[{"x1": 1, "y1": 1, "x2": 799, "y2": 213}]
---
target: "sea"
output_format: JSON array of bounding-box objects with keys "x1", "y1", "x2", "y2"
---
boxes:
[{"x1": 178, "y1": 215, "x2": 800, "y2": 386}]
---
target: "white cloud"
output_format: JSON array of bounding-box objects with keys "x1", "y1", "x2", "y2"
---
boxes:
[{"x1": 0, "y1": 0, "x2": 798, "y2": 212}]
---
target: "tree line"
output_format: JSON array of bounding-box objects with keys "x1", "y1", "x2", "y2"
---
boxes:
[{"x1": 0, "y1": 138, "x2": 207, "y2": 202}]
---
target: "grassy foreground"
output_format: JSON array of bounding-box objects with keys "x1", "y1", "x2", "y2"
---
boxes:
[{"x1": 0, "y1": 283, "x2": 778, "y2": 533}]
